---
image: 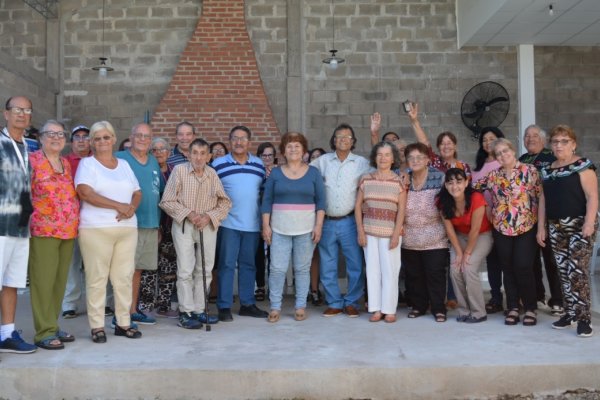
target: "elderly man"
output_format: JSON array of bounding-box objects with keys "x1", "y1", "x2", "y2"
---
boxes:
[
  {"x1": 519, "y1": 124, "x2": 564, "y2": 316},
  {"x1": 211, "y1": 126, "x2": 269, "y2": 321},
  {"x1": 167, "y1": 121, "x2": 196, "y2": 169},
  {"x1": 0, "y1": 96, "x2": 37, "y2": 353},
  {"x1": 311, "y1": 123, "x2": 371, "y2": 317},
  {"x1": 116, "y1": 123, "x2": 163, "y2": 326}
]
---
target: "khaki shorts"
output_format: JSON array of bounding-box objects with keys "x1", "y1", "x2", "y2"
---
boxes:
[{"x1": 134, "y1": 228, "x2": 158, "y2": 270}]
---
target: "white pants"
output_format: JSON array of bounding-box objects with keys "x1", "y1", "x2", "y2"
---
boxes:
[{"x1": 364, "y1": 235, "x2": 401, "y2": 315}]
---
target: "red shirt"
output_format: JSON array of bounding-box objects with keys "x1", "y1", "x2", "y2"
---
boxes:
[
  {"x1": 65, "y1": 151, "x2": 92, "y2": 175},
  {"x1": 450, "y1": 191, "x2": 491, "y2": 235}
]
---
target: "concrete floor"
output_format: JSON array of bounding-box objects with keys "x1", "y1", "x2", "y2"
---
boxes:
[{"x1": 1, "y1": 285, "x2": 599, "y2": 400}]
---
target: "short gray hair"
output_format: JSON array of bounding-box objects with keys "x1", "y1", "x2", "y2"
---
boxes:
[
  {"x1": 40, "y1": 119, "x2": 66, "y2": 133},
  {"x1": 524, "y1": 124, "x2": 547, "y2": 140},
  {"x1": 151, "y1": 137, "x2": 170, "y2": 151}
]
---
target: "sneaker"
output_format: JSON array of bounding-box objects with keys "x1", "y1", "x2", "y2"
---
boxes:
[
  {"x1": 0, "y1": 331, "x2": 37, "y2": 354},
  {"x1": 577, "y1": 321, "x2": 594, "y2": 338},
  {"x1": 550, "y1": 305, "x2": 565, "y2": 317},
  {"x1": 178, "y1": 312, "x2": 202, "y2": 329},
  {"x1": 104, "y1": 307, "x2": 114, "y2": 317},
  {"x1": 131, "y1": 311, "x2": 157, "y2": 325},
  {"x1": 193, "y1": 312, "x2": 219, "y2": 325},
  {"x1": 62, "y1": 310, "x2": 77, "y2": 319},
  {"x1": 110, "y1": 317, "x2": 138, "y2": 330},
  {"x1": 155, "y1": 308, "x2": 179, "y2": 319},
  {"x1": 552, "y1": 315, "x2": 575, "y2": 330},
  {"x1": 537, "y1": 300, "x2": 551, "y2": 312},
  {"x1": 238, "y1": 304, "x2": 268, "y2": 318}
]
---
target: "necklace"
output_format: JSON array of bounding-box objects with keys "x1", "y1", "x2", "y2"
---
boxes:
[
  {"x1": 42, "y1": 150, "x2": 64, "y2": 174},
  {"x1": 411, "y1": 171, "x2": 428, "y2": 190},
  {"x1": 284, "y1": 163, "x2": 306, "y2": 178}
]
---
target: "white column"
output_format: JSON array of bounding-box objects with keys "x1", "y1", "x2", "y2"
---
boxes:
[{"x1": 517, "y1": 44, "x2": 536, "y2": 156}]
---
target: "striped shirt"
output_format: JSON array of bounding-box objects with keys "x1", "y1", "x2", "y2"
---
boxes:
[
  {"x1": 159, "y1": 162, "x2": 231, "y2": 229},
  {"x1": 166, "y1": 146, "x2": 188, "y2": 170},
  {"x1": 358, "y1": 173, "x2": 403, "y2": 238}
]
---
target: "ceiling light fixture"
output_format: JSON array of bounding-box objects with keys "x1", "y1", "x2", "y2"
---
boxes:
[
  {"x1": 548, "y1": 4, "x2": 554, "y2": 17},
  {"x1": 91, "y1": 0, "x2": 114, "y2": 78},
  {"x1": 322, "y1": 0, "x2": 345, "y2": 70}
]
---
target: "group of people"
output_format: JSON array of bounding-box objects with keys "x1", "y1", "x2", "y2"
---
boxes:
[{"x1": 0, "y1": 95, "x2": 597, "y2": 356}]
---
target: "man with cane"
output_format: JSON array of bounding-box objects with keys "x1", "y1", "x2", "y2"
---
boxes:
[{"x1": 160, "y1": 138, "x2": 231, "y2": 329}]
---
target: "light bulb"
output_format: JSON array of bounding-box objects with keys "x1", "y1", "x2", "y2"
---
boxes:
[
  {"x1": 99, "y1": 67, "x2": 107, "y2": 78},
  {"x1": 329, "y1": 58, "x2": 338, "y2": 70},
  {"x1": 549, "y1": 5, "x2": 554, "y2": 16}
]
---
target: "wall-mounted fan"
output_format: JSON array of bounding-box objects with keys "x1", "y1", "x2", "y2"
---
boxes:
[{"x1": 461, "y1": 81, "x2": 509, "y2": 139}]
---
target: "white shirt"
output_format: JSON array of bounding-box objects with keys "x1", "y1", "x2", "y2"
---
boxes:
[
  {"x1": 311, "y1": 152, "x2": 371, "y2": 217},
  {"x1": 75, "y1": 157, "x2": 140, "y2": 229}
]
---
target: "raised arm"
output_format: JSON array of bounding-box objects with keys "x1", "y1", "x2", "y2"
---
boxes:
[
  {"x1": 407, "y1": 102, "x2": 431, "y2": 147},
  {"x1": 370, "y1": 112, "x2": 382, "y2": 146}
]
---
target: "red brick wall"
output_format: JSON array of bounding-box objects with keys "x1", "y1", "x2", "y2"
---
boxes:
[{"x1": 151, "y1": 0, "x2": 281, "y2": 150}]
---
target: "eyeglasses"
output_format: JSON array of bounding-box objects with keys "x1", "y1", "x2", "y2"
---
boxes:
[
  {"x1": 6, "y1": 107, "x2": 33, "y2": 115},
  {"x1": 494, "y1": 148, "x2": 512, "y2": 157},
  {"x1": 550, "y1": 139, "x2": 572, "y2": 146},
  {"x1": 93, "y1": 135, "x2": 113, "y2": 142},
  {"x1": 261, "y1": 153, "x2": 274, "y2": 158},
  {"x1": 151, "y1": 148, "x2": 168, "y2": 153},
  {"x1": 335, "y1": 135, "x2": 353, "y2": 141},
  {"x1": 72, "y1": 135, "x2": 90, "y2": 142},
  {"x1": 134, "y1": 133, "x2": 152, "y2": 140},
  {"x1": 231, "y1": 136, "x2": 249, "y2": 143},
  {"x1": 212, "y1": 148, "x2": 226, "y2": 155},
  {"x1": 406, "y1": 155, "x2": 428, "y2": 162},
  {"x1": 41, "y1": 131, "x2": 67, "y2": 139}
]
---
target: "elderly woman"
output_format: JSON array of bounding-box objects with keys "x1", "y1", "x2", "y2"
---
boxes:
[
  {"x1": 28, "y1": 120, "x2": 80, "y2": 350},
  {"x1": 261, "y1": 132, "x2": 326, "y2": 322},
  {"x1": 472, "y1": 126, "x2": 505, "y2": 314},
  {"x1": 437, "y1": 168, "x2": 493, "y2": 323},
  {"x1": 75, "y1": 121, "x2": 142, "y2": 342},
  {"x1": 209, "y1": 141, "x2": 228, "y2": 163},
  {"x1": 537, "y1": 125, "x2": 598, "y2": 338},
  {"x1": 402, "y1": 142, "x2": 448, "y2": 322},
  {"x1": 475, "y1": 138, "x2": 541, "y2": 326},
  {"x1": 355, "y1": 142, "x2": 406, "y2": 323}
]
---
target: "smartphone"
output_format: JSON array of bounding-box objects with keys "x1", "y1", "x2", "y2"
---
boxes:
[{"x1": 402, "y1": 100, "x2": 412, "y2": 113}]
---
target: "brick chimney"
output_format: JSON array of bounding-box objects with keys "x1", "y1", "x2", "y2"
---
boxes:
[{"x1": 151, "y1": 0, "x2": 280, "y2": 149}]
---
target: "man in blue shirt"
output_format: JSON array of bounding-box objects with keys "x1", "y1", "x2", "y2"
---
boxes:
[
  {"x1": 167, "y1": 121, "x2": 196, "y2": 169},
  {"x1": 116, "y1": 123, "x2": 163, "y2": 326},
  {"x1": 211, "y1": 126, "x2": 269, "y2": 321}
]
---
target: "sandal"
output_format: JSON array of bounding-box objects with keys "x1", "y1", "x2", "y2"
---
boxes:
[
  {"x1": 407, "y1": 309, "x2": 424, "y2": 319},
  {"x1": 91, "y1": 329, "x2": 107, "y2": 344},
  {"x1": 434, "y1": 313, "x2": 447, "y2": 323},
  {"x1": 268, "y1": 310, "x2": 280, "y2": 323},
  {"x1": 254, "y1": 287, "x2": 266, "y2": 301},
  {"x1": 114, "y1": 324, "x2": 142, "y2": 339},
  {"x1": 523, "y1": 310, "x2": 537, "y2": 326},
  {"x1": 485, "y1": 300, "x2": 504, "y2": 314},
  {"x1": 504, "y1": 309, "x2": 520, "y2": 326},
  {"x1": 369, "y1": 312, "x2": 383, "y2": 322},
  {"x1": 56, "y1": 329, "x2": 75, "y2": 343},
  {"x1": 384, "y1": 314, "x2": 397, "y2": 323},
  {"x1": 294, "y1": 308, "x2": 307, "y2": 321},
  {"x1": 35, "y1": 336, "x2": 64, "y2": 350}
]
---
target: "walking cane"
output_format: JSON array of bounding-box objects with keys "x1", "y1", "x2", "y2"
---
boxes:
[{"x1": 199, "y1": 229, "x2": 211, "y2": 332}]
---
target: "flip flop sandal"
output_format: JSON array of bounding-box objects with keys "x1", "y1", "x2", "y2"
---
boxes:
[
  {"x1": 268, "y1": 310, "x2": 280, "y2": 323},
  {"x1": 57, "y1": 329, "x2": 75, "y2": 343},
  {"x1": 36, "y1": 336, "x2": 64, "y2": 350},
  {"x1": 91, "y1": 329, "x2": 107, "y2": 343},
  {"x1": 407, "y1": 309, "x2": 424, "y2": 319}
]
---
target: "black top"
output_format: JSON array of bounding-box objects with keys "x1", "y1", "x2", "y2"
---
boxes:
[
  {"x1": 519, "y1": 147, "x2": 556, "y2": 171},
  {"x1": 541, "y1": 158, "x2": 596, "y2": 220}
]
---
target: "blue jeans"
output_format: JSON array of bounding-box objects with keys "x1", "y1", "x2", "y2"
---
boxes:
[
  {"x1": 217, "y1": 227, "x2": 260, "y2": 309},
  {"x1": 268, "y1": 232, "x2": 314, "y2": 310},
  {"x1": 318, "y1": 216, "x2": 365, "y2": 309}
]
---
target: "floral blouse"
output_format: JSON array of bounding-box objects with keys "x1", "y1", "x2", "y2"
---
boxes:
[
  {"x1": 29, "y1": 151, "x2": 80, "y2": 239},
  {"x1": 473, "y1": 161, "x2": 540, "y2": 236},
  {"x1": 427, "y1": 146, "x2": 472, "y2": 180}
]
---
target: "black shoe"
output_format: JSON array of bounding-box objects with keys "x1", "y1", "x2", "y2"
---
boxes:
[
  {"x1": 577, "y1": 320, "x2": 593, "y2": 338},
  {"x1": 552, "y1": 315, "x2": 575, "y2": 330},
  {"x1": 104, "y1": 307, "x2": 114, "y2": 317},
  {"x1": 62, "y1": 310, "x2": 77, "y2": 319},
  {"x1": 238, "y1": 304, "x2": 268, "y2": 318},
  {"x1": 464, "y1": 315, "x2": 487, "y2": 324},
  {"x1": 308, "y1": 290, "x2": 323, "y2": 306},
  {"x1": 218, "y1": 308, "x2": 233, "y2": 322},
  {"x1": 485, "y1": 301, "x2": 503, "y2": 314}
]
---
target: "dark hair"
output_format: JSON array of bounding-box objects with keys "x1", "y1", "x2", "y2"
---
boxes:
[
  {"x1": 279, "y1": 132, "x2": 308, "y2": 155},
  {"x1": 229, "y1": 125, "x2": 252, "y2": 140},
  {"x1": 210, "y1": 141, "x2": 229, "y2": 155},
  {"x1": 190, "y1": 138, "x2": 209, "y2": 150},
  {"x1": 329, "y1": 123, "x2": 356, "y2": 151},
  {"x1": 256, "y1": 142, "x2": 276, "y2": 157},
  {"x1": 118, "y1": 138, "x2": 130, "y2": 151},
  {"x1": 382, "y1": 131, "x2": 400, "y2": 142},
  {"x1": 369, "y1": 141, "x2": 400, "y2": 169},
  {"x1": 175, "y1": 121, "x2": 196, "y2": 136},
  {"x1": 436, "y1": 131, "x2": 458, "y2": 159},
  {"x1": 308, "y1": 147, "x2": 326, "y2": 161},
  {"x1": 436, "y1": 168, "x2": 473, "y2": 219},
  {"x1": 404, "y1": 142, "x2": 430, "y2": 158},
  {"x1": 474, "y1": 126, "x2": 505, "y2": 171}
]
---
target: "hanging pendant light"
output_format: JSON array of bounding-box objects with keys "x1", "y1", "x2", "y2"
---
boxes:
[
  {"x1": 91, "y1": 0, "x2": 114, "y2": 78},
  {"x1": 322, "y1": 0, "x2": 345, "y2": 69}
]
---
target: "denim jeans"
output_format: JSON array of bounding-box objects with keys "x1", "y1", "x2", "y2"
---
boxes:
[
  {"x1": 318, "y1": 216, "x2": 365, "y2": 309},
  {"x1": 217, "y1": 227, "x2": 260, "y2": 309},
  {"x1": 268, "y1": 232, "x2": 314, "y2": 310}
]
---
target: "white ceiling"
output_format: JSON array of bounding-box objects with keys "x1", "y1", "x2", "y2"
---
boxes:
[{"x1": 458, "y1": 0, "x2": 600, "y2": 47}]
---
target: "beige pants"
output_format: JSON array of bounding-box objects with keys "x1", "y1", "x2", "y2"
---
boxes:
[{"x1": 79, "y1": 227, "x2": 137, "y2": 329}]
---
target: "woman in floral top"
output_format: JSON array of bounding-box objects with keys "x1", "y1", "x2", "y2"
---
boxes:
[
  {"x1": 29, "y1": 120, "x2": 80, "y2": 350},
  {"x1": 474, "y1": 138, "x2": 542, "y2": 327}
]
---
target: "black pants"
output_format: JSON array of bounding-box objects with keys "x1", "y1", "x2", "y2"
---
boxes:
[
  {"x1": 255, "y1": 238, "x2": 270, "y2": 288},
  {"x1": 402, "y1": 248, "x2": 449, "y2": 316},
  {"x1": 486, "y1": 246, "x2": 503, "y2": 305},
  {"x1": 533, "y1": 242, "x2": 563, "y2": 307},
  {"x1": 492, "y1": 228, "x2": 537, "y2": 311}
]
